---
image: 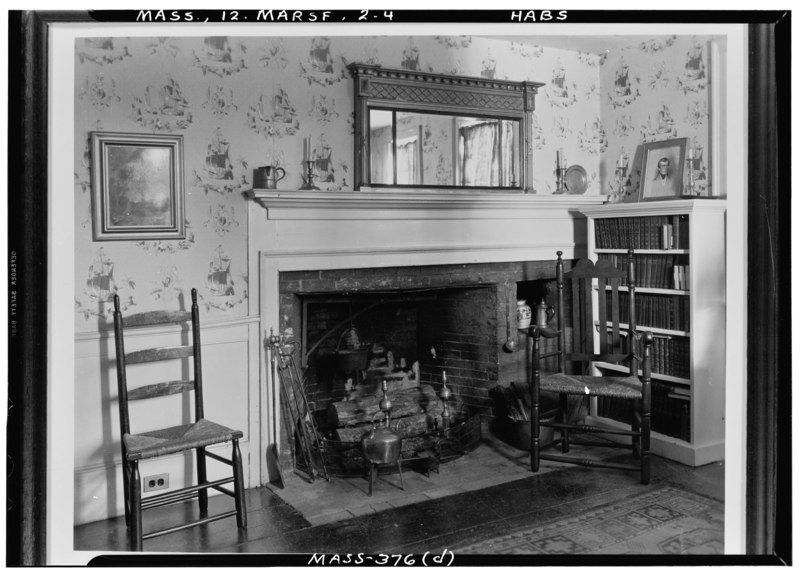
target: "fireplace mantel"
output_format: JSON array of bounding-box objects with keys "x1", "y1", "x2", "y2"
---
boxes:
[
  {"x1": 249, "y1": 187, "x2": 608, "y2": 485},
  {"x1": 247, "y1": 188, "x2": 609, "y2": 220}
]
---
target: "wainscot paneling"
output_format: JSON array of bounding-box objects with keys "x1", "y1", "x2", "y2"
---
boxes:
[{"x1": 73, "y1": 316, "x2": 260, "y2": 526}]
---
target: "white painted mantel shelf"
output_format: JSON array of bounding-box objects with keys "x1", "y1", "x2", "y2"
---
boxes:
[{"x1": 247, "y1": 188, "x2": 610, "y2": 220}]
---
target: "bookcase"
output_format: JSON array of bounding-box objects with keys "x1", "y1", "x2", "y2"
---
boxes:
[{"x1": 580, "y1": 199, "x2": 726, "y2": 466}]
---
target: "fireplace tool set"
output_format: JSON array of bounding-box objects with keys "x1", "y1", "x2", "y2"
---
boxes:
[{"x1": 268, "y1": 330, "x2": 329, "y2": 483}]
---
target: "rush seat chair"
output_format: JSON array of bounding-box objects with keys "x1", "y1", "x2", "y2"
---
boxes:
[
  {"x1": 112, "y1": 288, "x2": 247, "y2": 551},
  {"x1": 528, "y1": 250, "x2": 653, "y2": 484}
]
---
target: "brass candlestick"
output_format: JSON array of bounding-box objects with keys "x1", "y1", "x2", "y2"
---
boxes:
[
  {"x1": 613, "y1": 164, "x2": 628, "y2": 203},
  {"x1": 299, "y1": 160, "x2": 319, "y2": 190},
  {"x1": 554, "y1": 163, "x2": 567, "y2": 194},
  {"x1": 685, "y1": 154, "x2": 696, "y2": 196}
]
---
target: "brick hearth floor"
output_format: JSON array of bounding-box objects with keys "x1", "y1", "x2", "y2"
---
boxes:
[{"x1": 270, "y1": 425, "x2": 618, "y2": 526}]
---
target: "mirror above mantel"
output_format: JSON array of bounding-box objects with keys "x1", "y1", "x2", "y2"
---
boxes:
[{"x1": 348, "y1": 64, "x2": 544, "y2": 193}]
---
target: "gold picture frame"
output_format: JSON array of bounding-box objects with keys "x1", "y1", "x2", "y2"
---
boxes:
[{"x1": 91, "y1": 132, "x2": 185, "y2": 241}]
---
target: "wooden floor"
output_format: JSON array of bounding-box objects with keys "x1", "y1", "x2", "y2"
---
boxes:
[{"x1": 75, "y1": 446, "x2": 724, "y2": 565}]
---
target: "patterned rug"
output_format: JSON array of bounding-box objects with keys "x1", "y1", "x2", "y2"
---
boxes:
[{"x1": 455, "y1": 486, "x2": 723, "y2": 555}]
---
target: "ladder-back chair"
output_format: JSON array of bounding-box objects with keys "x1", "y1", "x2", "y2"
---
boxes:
[
  {"x1": 113, "y1": 288, "x2": 247, "y2": 551},
  {"x1": 528, "y1": 250, "x2": 653, "y2": 484}
]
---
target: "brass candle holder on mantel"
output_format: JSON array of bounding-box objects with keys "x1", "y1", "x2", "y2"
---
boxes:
[
  {"x1": 300, "y1": 136, "x2": 320, "y2": 190},
  {"x1": 685, "y1": 149, "x2": 697, "y2": 197},
  {"x1": 553, "y1": 149, "x2": 567, "y2": 194},
  {"x1": 299, "y1": 160, "x2": 319, "y2": 191},
  {"x1": 611, "y1": 154, "x2": 629, "y2": 203}
]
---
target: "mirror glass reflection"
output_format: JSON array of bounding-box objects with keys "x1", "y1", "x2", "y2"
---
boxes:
[{"x1": 369, "y1": 109, "x2": 521, "y2": 188}]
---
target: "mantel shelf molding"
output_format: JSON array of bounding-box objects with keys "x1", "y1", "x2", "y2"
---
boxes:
[{"x1": 247, "y1": 188, "x2": 609, "y2": 220}]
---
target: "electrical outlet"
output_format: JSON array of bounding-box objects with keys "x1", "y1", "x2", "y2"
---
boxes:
[{"x1": 143, "y1": 473, "x2": 169, "y2": 493}]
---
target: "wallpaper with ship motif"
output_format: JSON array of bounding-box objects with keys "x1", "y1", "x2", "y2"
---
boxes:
[
  {"x1": 74, "y1": 34, "x2": 713, "y2": 329},
  {"x1": 601, "y1": 35, "x2": 714, "y2": 200}
]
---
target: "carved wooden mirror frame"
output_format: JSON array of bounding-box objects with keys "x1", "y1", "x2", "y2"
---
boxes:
[{"x1": 348, "y1": 63, "x2": 544, "y2": 193}]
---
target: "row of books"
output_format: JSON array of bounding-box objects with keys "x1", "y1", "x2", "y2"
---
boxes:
[
  {"x1": 596, "y1": 381, "x2": 690, "y2": 441},
  {"x1": 648, "y1": 336, "x2": 691, "y2": 379},
  {"x1": 597, "y1": 253, "x2": 690, "y2": 290},
  {"x1": 606, "y1": 292, "x2": 691, "y2": 332},
  {"x1": 595, "y1": 215, "x2": 690, "y2": 250},
  {"x1": 673, "y1": 264, "x2": 690, "y2": 290},
  {"x1": 602, "y1": 331, "x2": 690, "y2": 379}
]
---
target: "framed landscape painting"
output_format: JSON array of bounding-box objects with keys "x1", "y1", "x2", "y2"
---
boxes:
[{"x1": 90, "y1": 132, "x2": 185, "y2": 240}]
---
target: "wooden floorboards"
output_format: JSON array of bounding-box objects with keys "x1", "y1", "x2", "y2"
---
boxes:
[{"x1": 75, "y1": 453, "x2": 724, "y2": 562}]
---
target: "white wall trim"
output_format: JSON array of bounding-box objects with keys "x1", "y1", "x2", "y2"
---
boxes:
[
  {"x1": 258, "y1": 241, "x2": 576, "y2": 261},
  {"x1": 74, "y1": 313, "x2": 261, "y2": 341}
]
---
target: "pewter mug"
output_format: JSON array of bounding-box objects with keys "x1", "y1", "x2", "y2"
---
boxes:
[
  {"x1": 535, "y1": 299, "x2": 555, "y2": 328},
  {"x1": 255, "y1": 165, "x2": 286, "y2": 189}
]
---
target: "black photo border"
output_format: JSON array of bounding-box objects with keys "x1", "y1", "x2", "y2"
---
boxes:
[{"x1": 6, "y1": 8, "x2": 791, "y2": 566}]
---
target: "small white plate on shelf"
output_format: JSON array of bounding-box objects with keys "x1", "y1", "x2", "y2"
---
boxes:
[{"x1": 564, "y1": 164, "x2": 588, "y2": 195}]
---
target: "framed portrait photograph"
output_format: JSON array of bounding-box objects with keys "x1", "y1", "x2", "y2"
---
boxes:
[
  {"x1": 90, "y1": 132, "x2": 185, "y2": 240},
  {"x1": 638, "y1": 137, "x2": 688, "y2": 202}
]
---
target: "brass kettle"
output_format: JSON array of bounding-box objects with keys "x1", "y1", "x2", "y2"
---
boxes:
[
  {"x1": 534, "y1": 298, "x2": 555, "y2": 328},
  {"x1": 361, "y1": 411, "x2": 402, "y2": 465}
]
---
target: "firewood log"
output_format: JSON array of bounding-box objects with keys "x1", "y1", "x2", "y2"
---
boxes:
[
  {"x1": 331, "y1": 412, "x2": 434, "y2": 443},
  {"x1": 327, "y1": 384, "x2": 439, "y2": 427}
]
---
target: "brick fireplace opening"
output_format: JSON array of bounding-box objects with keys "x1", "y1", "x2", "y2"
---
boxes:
[{"x1": 276, "y1": 260, "x2": 557, "y2": 466}]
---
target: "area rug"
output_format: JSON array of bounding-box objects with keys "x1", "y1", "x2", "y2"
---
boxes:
[{"x1": 455, "y1": 486, "x2": 723, "y2": 555}]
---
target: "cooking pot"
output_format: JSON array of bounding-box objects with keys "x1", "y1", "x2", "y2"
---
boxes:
[{"x1": 361, "y1": 411, "x2": 402, "y2": 465}]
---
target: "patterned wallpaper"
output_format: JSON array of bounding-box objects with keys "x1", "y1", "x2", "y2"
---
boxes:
[
  {"x1": 601, "y1": 35, "x2": 712, "y2": 200},
  {"x1": 73, "y1": 34, "x2": 713, "y2": 330}
]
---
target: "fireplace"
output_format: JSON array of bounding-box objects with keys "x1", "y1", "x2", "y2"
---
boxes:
[
  {"x1": 279, "y1": 261, "x2": 558, "y2": 420},
  {"x1": 248, "y1": 188, "x2": 606, "y2": 483}
]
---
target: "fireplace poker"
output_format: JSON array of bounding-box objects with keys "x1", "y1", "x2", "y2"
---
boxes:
[
  {"x1": 287, "y1": 345, "x2": 329, "y2": 481},
  {"x1": 279, "y1": 340, "x2": 329, "y2": 481},
  {"x1": 274, "y1": 340, "x2": 319, "y2": 482},
  {"x1": 267, "y1": 330, "x2": 286, "y2": 488}
]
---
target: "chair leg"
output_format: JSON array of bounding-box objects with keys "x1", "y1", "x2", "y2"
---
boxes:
[
  {"x1": 197, "y1": 447, "x2": 208, "y2": 515},
  {"x1": 632, "y1": 412, "x2": 641, "y2": 459},
  {"x1": 531, "y1": 392, "x2": 540, "y2": 473},
  {"x1": 559, "y1": 393, "x2": 570, "y2": 453},
  {"x1": 641, "y1": 411, "x2": 651, "y2": 485},
  {"x1": 232, "y1": 439, "x2": 247, "y2": 528},
  {"x1": 128, "y1": 461, "x2": 143, "y2": 552},
  {"x1": 121, "y1": 458, "x2": 131, "y2": 526}
]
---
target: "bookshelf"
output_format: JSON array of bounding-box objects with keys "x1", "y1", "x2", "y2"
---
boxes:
[{"x1": 581, "y1": 199, "x2": 726, "y2": 466}]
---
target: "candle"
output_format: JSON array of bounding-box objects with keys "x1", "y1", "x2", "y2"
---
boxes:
[
  {"x1": 618, "y1": 153, "x2": 625, "y2": 168},
  {"x1": 688, "y1": 148, "x2": 694, "y2": 160},
  {"x1": 308, "y1": 136, "x2": 314, "y2": 161},
  {"x1": 303, "y1": 138, "x2": 308, "y2": 162},
  {"x1": 442, "y1": 370, "x2": 447, "y2": 384},
  {"x1": 561, "y1": 149, "x2": 566, "y2": 169},
  {"x1": 556, "y1": 149, "x2": 561, "y2": 169}
]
